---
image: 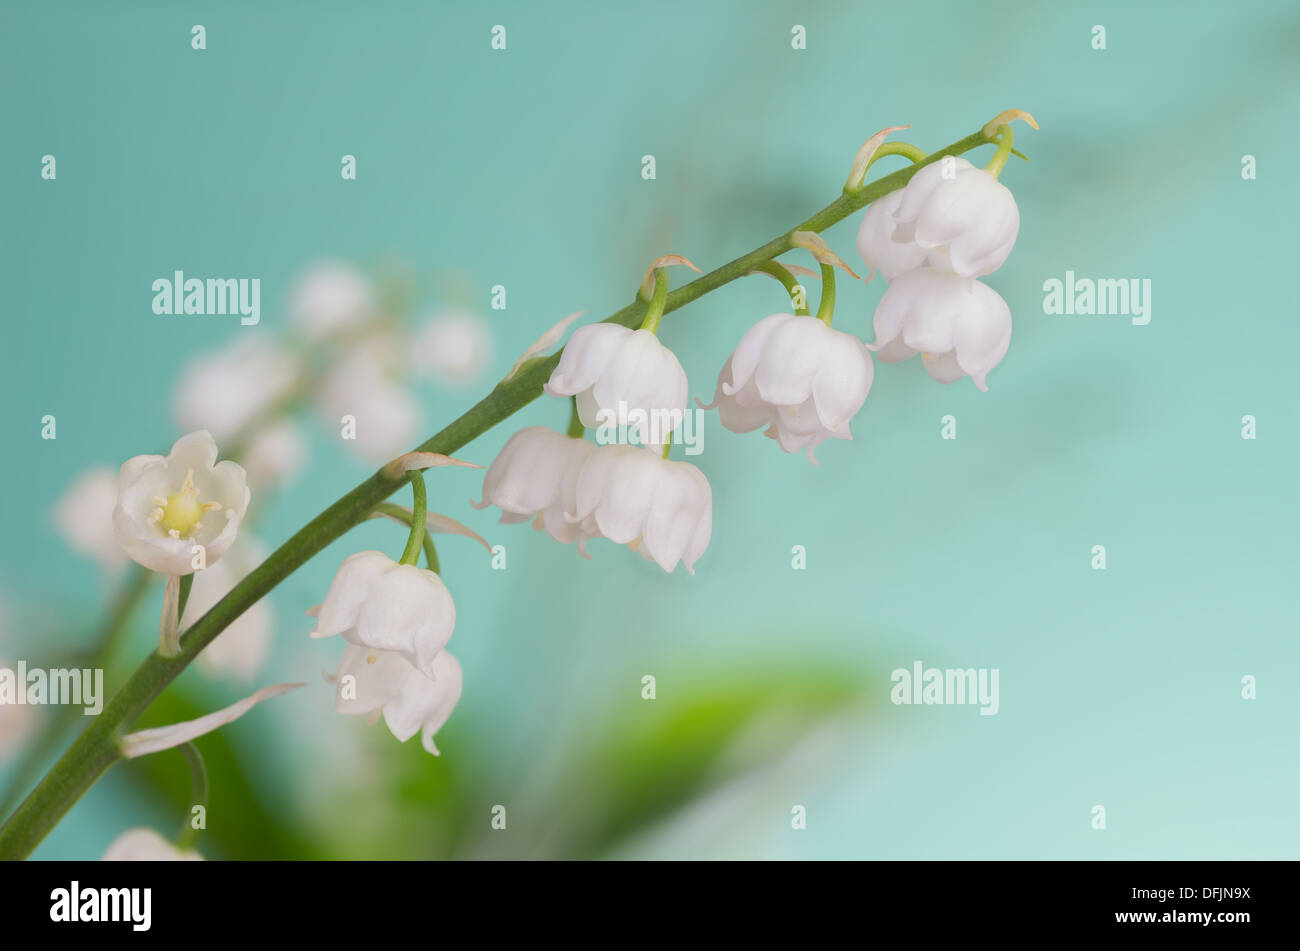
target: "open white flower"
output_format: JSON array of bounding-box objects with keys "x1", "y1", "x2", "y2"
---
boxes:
[
  {"x1": 855, "y1": 189, "x2": 930, "y2": 282},
  {"x1": 183, "y1": 537, "x2": 272, "y2": 682},
  {"x1": 891, "y1": 156, "x2": 1019, "y2": 278},
  {"x1": 471, "y1": 426, "x2": 597, "y2": 550},
  {"x1": 102, "y1": 828, "x2": 203, "y2": 861},
  {"x1": 113, "y1": 430, "x2": 250, "y2": 575},
  {"x1": 174, "y1": 337, "x2": 299, "y2": 442},
  {"x1": 544, "y1": 324, "x2": 688, "y2": 447},
  {"x1": 53, "y1": 467, "x2": 127, "y2": 573},
  {"x1": 411, "y1": 309, "x2": 492, "y2": 386},
  {"x1": 289, "y1": 261, "x2": 376, "y2": 340},
  {"x1": 309, "y1": 551, "x2": 454, "y2": 679},
  {"x1": 317, "y1": 339, "x2": 419, "y2": 462},
  {"x1": 869, "y1": 267, "x2": 1012, "y2": 391},
  {"x1": 569, "y1": 444, "x2": 712, "y2": 574},
  {"x1": 701, "y1": 313, "x2": 873, "y2": 464},
  {"x1": 334, "y1": 645, "x2": 462, "y2": 756}
]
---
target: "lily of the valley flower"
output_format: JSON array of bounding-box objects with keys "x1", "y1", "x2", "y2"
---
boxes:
[
  {"x1": 240, "y1": 419, "x2": 307, "y2": 490},
  {"x1": 289, "y1": 261, "x2": 377, "y2": 340},
  {"x1": 471, "y1": 426, "x2": 597, "y2": 550},
  {"x1": 182, "y1": 537, "x2": 272, "y2": 682},
  {"x1": 569, "y1": 444, "x2": 712, "y2": 574},
  {"x1": 411, "y1": 309, "x2": 492, "y2": 386},
  {"x1": 53, "y1": 467, "x2": 127, "y2": 573},
  {"x1": 173, "y1": 337, "x2": 299, "y2": 443},
  {"x1": 102, "y1": 828, "x2": 203, "y2": 861},
  {"x1": 890, "y1": 156, "x2": 1020, "y2": 278},
  {"x1": 113, "y1": 430, "x2": 250, "y2": 575},
  {"x1": 701, "y1": 314, "x2": 874, "y2": 464},
  {"x1": 333, "y1": 645, "x2": 462, "y2": 756},
  {"x1": 317, "y1": 338, "x2": 420, "y2": 462},
  {"x1": 869, "y1": 267, "x2": 1012, "y2": 391},
  {"x1": 309, "y1": 551, "x2": 454, "y2": 679},
  {"x1": 544, "y1": 324, "x2": 688, "y2": 447},
  {"x1": 855, "y1": 189, "x2": 929, "y2": 283}
]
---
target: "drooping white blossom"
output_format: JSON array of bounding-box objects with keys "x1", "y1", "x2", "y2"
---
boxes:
[
  {"x1": 113, "y1": 430, "x2": 250, "y2": 575},
  {"x1": 890, "y1": 156, "x2": 1020, "y2": 278},
  {"x1": 309, "y1": 551, "x2": 454, "y2": 679},
  {"x1": 869, "y1": 267, "x2": 1012, "y2": 391},
  {"x1": 182, "y1": 537, "x2": 272, "y2": 682},
  {"x1": 333, "y1": 645, "x2": 462, "y2": 756},
  {"x1": 240, "y1": 419, "x2": 307, "y2": 490},
  {"x1": 411, "y1": 309, "x2": 492, "y2": 386},
  {"x1": 173, "y1": 337, "x2": 299, "y2": 443},
  {"x1": 855, "y1": 189, "x2": 930, "y2": 282},
  {"x1": 470, "y1": 426, "x2": 598, "y2": 550},
  {"x1": 289, "y1": 262, "x2": 377, "y2": 340},
  {"x1": 568, "y1": 444, "x2": 712, "y2": 574},
  {"x1": 701, "y1": 313, "x2": 873, "y2": 464},
  {"x1": 544, "y1": 324, "x2": 688, "y2": 447},
  {"x1": 317, "y1": 338, "x2": 420, "y2": 462},
  {"x1": 102, "y1": 828, "x2": 203, "y2": 861},
  {"x1": 53, "y1": 467, "x2": 127, "y2": 573}
]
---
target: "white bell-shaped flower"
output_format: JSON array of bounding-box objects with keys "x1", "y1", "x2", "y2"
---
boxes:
[
  {"x1": 289, "y1": 261, "x2": 376, "y2": 340},
  {"x1": 568, "y1": 444, "x2": 712, "y2": 574},
  {"x1": 53, "y1": 467, "x2": 127, "y2": 573},
  {"x1": 173, "y1": 337, "x2": 299, "y2": 442},
  {"x1": 471, "y1": 426, "x2": 597, "y2": 550},
  {"x1": 411, "y1": 309, "x2": 492, "y2": 386},
  {"x1": 702, "y1": 313, "x2": 873, "y2": 464},
  {"x1": 309, "y1": 551, "x2": 454, "y2": 679},
  {"x1": 102, "y1": 828, "x2": 203, "y2": 861},
  {"x1": 113, "y1": 430, "x2": 250, "y2": 575},
  {"x1": 334, "y1": 645, "x2": 462, "y2": 756},
  {"x1": 183, "y1": 537, "x2": 272, "y2": 682},
  {"x1": 855, "y1": 189, "x2": 929, "y2": 282},
  {"x1": 869, "y1": 267, "x2": 1012, "y2": 391},
  {"x1": 544, "y1": 324, "x2": 688, "y2": 447},
  {"x1": 891, "y1": 156, "x2": 1019, "y2": 278}
]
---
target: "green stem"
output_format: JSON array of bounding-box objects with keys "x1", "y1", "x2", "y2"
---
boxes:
[
  {"x1": 865, "y1": 141, "x2": 928, "y2": 171},
  {"x1": 638, "y1": 269, "x2": 669, "y2": 334},
  {"x1": 566, "y1": 397, "x2": 585, "y2": 438},
  {"x1": 986, "y1": 125, "x2": 1014, "y2": 177},
  {"x1": 397, "y1": 470, "x2": 428, "y2": 566},
  {"x1": 373, "y1": 502, "x2": 441, "y2": 573},
  {"x1": 175, "y1": 741, "x2": 207, "y2": 850},
  {"x1": 176, "y1": 573, "x2": 193, "y2": 625},
  {"x1": 815, "y1": 264, "x2": 836, "y2": 326},
  {"x1": 0, "y1": 125, "x2": 999, "y2": 861},
  {"x1": 755, "y1": 261, "x2": 810, "y2": 316}
]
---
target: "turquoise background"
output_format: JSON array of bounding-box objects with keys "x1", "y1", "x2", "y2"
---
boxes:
[{"x1": 2, "y1": 0, "x2": 1297, "y2": 859}]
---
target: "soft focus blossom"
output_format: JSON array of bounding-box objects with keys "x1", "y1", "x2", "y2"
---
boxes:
[
  {"x1": 53, "y1": 467, "x2": 127, "y2": 573},
  {"x1": 183, "y1": 537, "x2": 272, "y2": 681},
  {"x1": 544, "y1": 324, "x2": 688, "y2": 447},
  {"x1": 113, "y1": 430, "x2": 250, "y2": 575},
  {"x1": 310, "y1": 551, "x2": 454, "y2": 679},
  {"x1": 334, "y1": 645, "x2": 462, "y2": 756},
  {"x1": 240, "y1": 419, "x2": 307, "y2": 489},
  {"x1": 411, "y1": 309, "x2": 492, "y2": 386},
  {"x1": 102, "y1": 828, "x2": 203, "y2": 861},
  {"x1": 173, "y1": 337, "x2": 299, "y2": 442},
  {"x1": 891, "y1": 156, "x2": 1019, "y2": 278},
  {"x1": 701, "y1": 314, "x2": 873, "y2": 464},
  {"x1": 317, "y1": 339, "x2": 420, "y2": 462},
  {"x1": 569, "y1": 444, "x2": 712, "y2": 574},
  {"x1": 289, "y1": 262, "x2": 376, "y2": 340},
  {"x1": 869, "y1": 267, "x2": 1012, "y2": 391},
  {"x1": 471, "y1": 426, "x2": 598, "y2": 550}
]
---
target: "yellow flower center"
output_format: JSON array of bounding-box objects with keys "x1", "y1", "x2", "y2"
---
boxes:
[{"x1": 152, "y1": 469, "x2": 219, "y2": 538}]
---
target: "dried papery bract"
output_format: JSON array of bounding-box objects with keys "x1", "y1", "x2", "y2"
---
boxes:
[
  {"x1": 504, "y1": 310, "x2": 584, "y2": 382},
  {"x1": 118, "y1": 683, "x2": 304, "y2": 758}
]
